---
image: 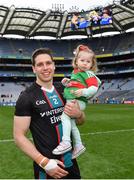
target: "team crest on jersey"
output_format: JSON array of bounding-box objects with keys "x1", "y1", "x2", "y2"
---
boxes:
[{"x1": 49, "y1": 95, "x2": 57, "y2": 99}]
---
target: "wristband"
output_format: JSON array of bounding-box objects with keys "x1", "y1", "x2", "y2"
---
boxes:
[
  {"x1": 35, "y1": 154, "x2": 49, "y2": 168},
  {"x1": 39, "y1": 157, "x2": 49, "y2": 168}
]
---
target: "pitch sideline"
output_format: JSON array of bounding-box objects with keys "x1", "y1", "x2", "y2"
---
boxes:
[{"x1": 1, "y1": 128, "x2": 134, "y2": 143}]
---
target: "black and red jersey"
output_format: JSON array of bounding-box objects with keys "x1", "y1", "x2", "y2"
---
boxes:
[{"x1": 15, "y1": 82, "x2": 72, "y2": 167}]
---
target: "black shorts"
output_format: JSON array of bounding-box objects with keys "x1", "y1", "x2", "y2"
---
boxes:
[{"x1": 33, "y1": 160, "x2": 81, "y2": 179}]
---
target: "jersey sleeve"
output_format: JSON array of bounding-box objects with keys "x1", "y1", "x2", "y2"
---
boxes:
[
  {"x1": 15, "y1": 91, "x2": 32, "y2": 116},
  {"x1": 82, "y1": 71, "x2": 101, "y2": 98},
  {"x1": 83, "y1": 71, "x2": 100, "y2": 88},
  {"x1": 82, "y1": 86, "x2": 98, "y2": 98},
  {"x1": 85, "y1": 76, "x2": 99, "y2": 88}
]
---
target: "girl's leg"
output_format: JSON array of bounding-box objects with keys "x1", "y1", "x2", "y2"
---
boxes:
[
  {"x1": 52, "y1": 112, "x2": 72, "y2": 155},
  {"x1": 71, "y1": 100, "x2": 86, "y2": 159}
]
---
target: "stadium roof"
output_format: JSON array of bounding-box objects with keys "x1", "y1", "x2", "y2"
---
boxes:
[{"x1": 0, "y1": 0, "x2": 134, "y2": 39}]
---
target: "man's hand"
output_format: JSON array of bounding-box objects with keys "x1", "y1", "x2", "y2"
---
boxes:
[
  {"x1": 45, "y1": 159, "x2": 68, "y2": 179},
  {"x1": 64, "y1": 100, "x2": 85, "y2": 125},
  {"x1": 36, "y1": 154, "x2": 68, "y2": 179}
]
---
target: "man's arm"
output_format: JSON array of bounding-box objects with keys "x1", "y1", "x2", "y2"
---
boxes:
[
  {"x1": 64, "y1": 100, "x2": 85, "y2": 125},
  {"x1": 13, "y1": 116, "x2": 68, "y2": 178},
  {"x1": 14, "y1": 116, "x2": 40, "y2": 160}
]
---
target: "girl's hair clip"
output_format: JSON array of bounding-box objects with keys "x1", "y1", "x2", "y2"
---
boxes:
[
  {"x1": 73, "y1": 45, "x2": 92, "y2": 55},
  {"x1": 79, "y1": 45, "x2": 89, "y2": 51}
]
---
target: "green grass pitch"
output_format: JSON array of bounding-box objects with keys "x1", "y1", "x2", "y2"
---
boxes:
[{"x1": 0, "y1": 104, "x2": 134, "y2": 179}]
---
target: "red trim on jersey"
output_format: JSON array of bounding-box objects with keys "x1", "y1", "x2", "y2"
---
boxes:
[
  {"x1": 42, "y1": 90, "x2": 53, "y2": 108},
  {"x1": 54, "y1": 87, "x2": 64, "y2": 106},
  {"x1": 85, "y1": 77, "x2": 98, "y2": 87},
  {"x1": 73, "y1": 68, "x2": 83, "y2": 74},
  {"x1": 55, "y1": 125, "x2": 60, "y2": 144},
  {"x1": 67, "y1": 81, "x2": 86, "y2": 89}
]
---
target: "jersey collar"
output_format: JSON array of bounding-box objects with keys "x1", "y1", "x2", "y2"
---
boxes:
[{"x1": 41, "y1": 86, "x2": 54, "y2": 93}]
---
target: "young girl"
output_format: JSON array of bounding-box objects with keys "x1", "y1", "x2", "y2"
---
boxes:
[{"x1": 53, "y1": 44, "x2": 101, "y2": 159}]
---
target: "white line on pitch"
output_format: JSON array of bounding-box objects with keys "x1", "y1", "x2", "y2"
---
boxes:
[
  {"x1": 81, "y1": 128, "x2": 134, "y2": 136},
  {"x1": 1, "y1": 129, "x2": 134, "y2": 143},
  {"x1": 0, "y1": 137, "x2": 33, "y2": 143}
]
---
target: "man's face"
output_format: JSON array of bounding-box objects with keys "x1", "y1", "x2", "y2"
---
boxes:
[{"x1": 32, "y1": 54, "x2": 55, "y2": 83}]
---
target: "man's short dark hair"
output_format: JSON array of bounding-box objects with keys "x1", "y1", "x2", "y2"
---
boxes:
[{"x1": 31, "y1": 48, "x2": 54, "y2": 66}]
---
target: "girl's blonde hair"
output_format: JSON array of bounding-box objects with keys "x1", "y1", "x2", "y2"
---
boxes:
[{"x1": 72, "y1": 44, "x2": 98, "y2": 72}]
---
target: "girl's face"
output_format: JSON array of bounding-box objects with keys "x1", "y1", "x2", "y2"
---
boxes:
[{"x1": 76, "y1": 51, "x2": 93, "y2": 71}]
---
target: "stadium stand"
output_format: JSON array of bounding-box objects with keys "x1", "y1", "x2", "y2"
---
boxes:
[
  {"x1": 0, "y1": 1, "x2": 134, "y2": 105},
  {"x1": 0, "y1": 82, "x2": 31, "y2": 106},
  {"x1": 91, "y1": 77, "x2": 134, "y2": 103}
]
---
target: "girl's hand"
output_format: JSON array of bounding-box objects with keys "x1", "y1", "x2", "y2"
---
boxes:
[
  {"x1": 70, "y1": 89, "x2": 83, "y2": 97},
  {"x1": 61, "y1": 78, "x2": 70, "y2": 86}
]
